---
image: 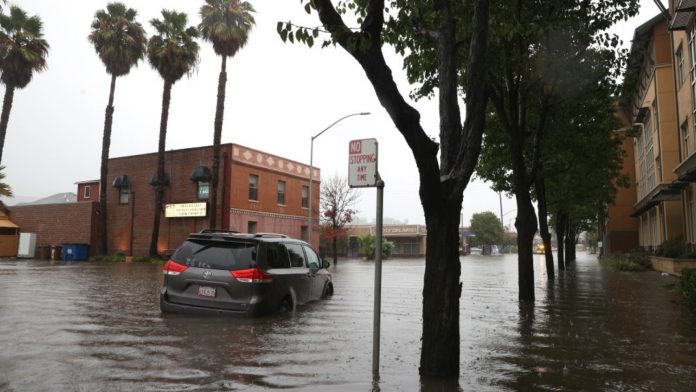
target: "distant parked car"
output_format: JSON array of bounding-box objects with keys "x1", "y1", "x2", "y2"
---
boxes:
[
  {"x1": 469, "y1": 247, "x2": 482, "y2": 255},
  {"x1": 534, "y1": 243, "x2": 545, "y2": 254},
  {"x1": 160, "y1": 230, "x2": 333, "y2": 316}
]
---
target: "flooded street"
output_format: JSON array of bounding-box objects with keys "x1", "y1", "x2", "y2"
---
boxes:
[{"x1": 1, "y1": 252, "x2": 695, "y2": 391}]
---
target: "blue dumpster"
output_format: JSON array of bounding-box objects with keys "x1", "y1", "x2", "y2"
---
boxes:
[{"x1": 62, "y1": 243, "x2": 90, "y2": 261}]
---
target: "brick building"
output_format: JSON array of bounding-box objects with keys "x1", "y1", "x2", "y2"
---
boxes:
[
  {"x1": 76, "y1": 180, "x2": 99, "y2": 202},
  {"x1": 105, "y1": 143, "x2": 319, "y2": 255}
]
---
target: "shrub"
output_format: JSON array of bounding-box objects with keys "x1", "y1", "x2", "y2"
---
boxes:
[
  {"x1": 679, "y1": 268, "x2": 696, "y2": 310},
  {"x1": 659, "y1": 236, "x2": 684, "y2": 258},
  {"x1": 599, "y1": 250, "x2": 652, "y2": 272}
]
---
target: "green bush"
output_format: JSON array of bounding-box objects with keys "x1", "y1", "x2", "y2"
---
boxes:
[
  {"x1": 659, "y1": 236, "x2": 684, "y2": 258},
  {"x1": 600, "y1": 250, "x2": 652, "y2": 272},
  {"x1": 357, "y1": 234, "x2": 393, "y2": 259},
  {"x1": 679, "y1": 268, "x2": 696, "y2": 310}
]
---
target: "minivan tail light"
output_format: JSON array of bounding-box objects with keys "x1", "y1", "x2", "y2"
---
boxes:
[
  {"x1": 231, "y1": 267, "x2": 273, "y2": 283},
  {"x1": 163, "y1": 260, "x2": 188, "y2": 276}
]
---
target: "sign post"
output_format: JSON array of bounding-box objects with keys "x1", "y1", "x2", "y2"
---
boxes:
[{"x1": 348, "y1": 138, "x2": 383, "y2": 376}]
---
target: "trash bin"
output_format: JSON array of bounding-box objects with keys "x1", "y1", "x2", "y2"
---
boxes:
[
  {"x1": 36, "y1": 246, "x2": 51, "y2": 260},
  {"x1": 62, "y1": 243, "x2": 90, "y2": 261},
  {"x1": 51, "y1": 245, "x2": 62, "y2": 260}
]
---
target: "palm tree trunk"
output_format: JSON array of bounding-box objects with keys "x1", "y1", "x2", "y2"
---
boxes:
[
  {"x1": 150, "y1": 79, "x2": 173, "y2": 257},
  {"x1": 99, "y1": 74, "x2": 117, "y2": 255},
  {"x1": 210, "y1": 55, "x2": 227, "y2": 230},
  {"x1": 0, "y1": 84, "x2": 16, "y2": 165}
]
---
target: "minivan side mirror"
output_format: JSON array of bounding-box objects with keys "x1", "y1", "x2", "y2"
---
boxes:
[{"x1": 322, "y1": 259, "x2": 330, "y2": 269}]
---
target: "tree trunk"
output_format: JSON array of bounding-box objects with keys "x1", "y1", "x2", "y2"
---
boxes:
[
  {"x1": 210, "y1": 55, "x2": 227, "y2": 230},
  {"x1": 565, "y1": 225, "x2": 575, "y2": 263},
  {"x1": 99, "y1": 74, "x2": 117, "y2": 255},
  {"x1": 150, "y1": 79, "x2": 173, "y2": 257},
  {"x1": 556, "y1": 213, "x2": 566, "y2": 271},
  {"x1": 535, "y1": 174, "x2": 554, "y2": 279},
  {"x1": 0, "y1": 85, "x2": 15, "y2": 165},
  {"x1": 511, "y1": 135, "x2": 537, "y2": 301},
  {"x1": 420, "y1": 198, "x2": 462, "y2": 378},
  {"x1": 312, "y1": 0, "x2": 489, "y2": 379},
  {"x1": 332, "y1": 235, "x2": 338, "y2": 264}
]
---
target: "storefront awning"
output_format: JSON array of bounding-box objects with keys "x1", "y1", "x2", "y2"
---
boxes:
[
  {"x1": 190, "y1": 166, "x2": 212, "y2": 182},
  {"x1": 631, "y1": 184, "x2": 682, "y2": 217},
  {"x1": 0, "y1": 219, "x2": 18, "y2": 228},
  {"x1": 112, "y1": 175, "x2": 131, "y2": 188},
  {"x1": 149, "y1": 172, "x2": 170, "y2": 186}
]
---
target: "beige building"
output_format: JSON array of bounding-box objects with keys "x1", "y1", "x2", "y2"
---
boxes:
[
  {"x1": 670, "y1": 0, "x2": 696, "y2": 246},
  {"x1": 624, "y1": 14, "x2": 684, "y2": 250},
  {"x1": 347, "y1": 224, "x2": 427, "y2": 257}
]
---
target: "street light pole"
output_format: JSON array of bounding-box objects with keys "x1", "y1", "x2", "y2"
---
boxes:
[{"x1": 308, "y1": 112, "x2": 370, "y2": 245}]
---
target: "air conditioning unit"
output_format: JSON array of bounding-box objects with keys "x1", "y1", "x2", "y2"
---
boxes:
[{"x1": 17, "y1": 233, "x2": 36, "y2": 258}]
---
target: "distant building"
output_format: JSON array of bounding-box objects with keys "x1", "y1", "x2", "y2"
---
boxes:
[
  {"x1": 8, "y1": 143, "x2": 320, "y2": 256},
  {"x1": 347, "y1": 224, "x2": 427, "y2": 257},
  {"x1": 105, "y1": 144, "x2": 320, "y2": 255},
  {"x1": 76, "y1": 180, "x2": 99, "y2": 203}
]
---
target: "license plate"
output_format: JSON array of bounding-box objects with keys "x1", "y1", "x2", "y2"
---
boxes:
[{"x1": 198, "y1": 286, "x2": 216, "y2": 298}]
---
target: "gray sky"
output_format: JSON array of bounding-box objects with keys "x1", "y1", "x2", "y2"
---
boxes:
[{"x1": 1, "y1": 0, "x2": 659, "y2": 227}]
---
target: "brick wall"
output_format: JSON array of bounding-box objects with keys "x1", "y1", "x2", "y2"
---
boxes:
[
  {"x1": 9, "y1": 202, "x2": 99, "y2": 254},
  {"x1": 77, "y1": 181, "x2": 100, "y2": 202},
  {"x1": 107, "y1": 146, "x2": 222, "y2": 255},
  {"x1": 105, "y1": 143, "x2": 321, "y2": 255}
]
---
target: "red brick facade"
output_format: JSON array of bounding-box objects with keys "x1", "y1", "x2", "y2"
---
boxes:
[
  {"x1": 76, "y1": 181, "x2": 100, "y2": 202},
  {"x1": 8, "y1": 202, "x2": 100, "y2": 254},
  {"x1": 106, "y1": 144, "x2": 320, "y2": 256}
]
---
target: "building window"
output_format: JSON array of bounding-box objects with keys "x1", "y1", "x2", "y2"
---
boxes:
[
  {"x1": 277, "y1": 180, "x2": 286, "y2": 205},
  {"x1": 301, "y1": 225, "x2": 308, "y2": 242},
  {"x1": 689, "y1": 187, "x2": 696, "y2": 243},
  {"x1": 683, "y1": 120, "x2": 690, "y2": 158},
  {"x1": 656, "y1": 156, "x2": 662, "y2": 182},
  {"x1": 652, "y1": 100, "x2": 659, "y2": 132},
  {"x1": 247, "y1": 221, "x2": 257, "y2": 234},
  {"x1": 678, "y1": 46, "x2": 686, "y2": 86},
  {"x1": 197, "y1": 181, "x2": 209, "y2": 199},
  {"x1": 690, "y1": 23, "x2": 696, "y2": 115},
  {"x1": 301, "y1": 185, "x2": 309, "y2": 209},
  {"x1": 84, "y1": 185, "x2": 91, "y2": 199},
  {"x1": 119, "y1": 187, "x2": 130, "y2": 204},
  {"x1": 248, "y1": 174, "x2": 258, "y2": 201}
]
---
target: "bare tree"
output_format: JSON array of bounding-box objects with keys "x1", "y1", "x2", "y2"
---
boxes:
[{"x1": 320, "y1": 174, "x2": 358, "y2": 265}]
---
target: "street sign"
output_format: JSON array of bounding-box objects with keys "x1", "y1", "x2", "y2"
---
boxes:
[{"x1": 348, "y1": 138, "x2": 378, "y2": 188}]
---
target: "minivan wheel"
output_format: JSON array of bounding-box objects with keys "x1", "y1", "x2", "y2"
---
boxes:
[
  {"x1": 279, "y1": 297, "x2": 293, "y2": 314},
  {"x1": 322, "y1": 282, "x2": 334, "y2": 299}
]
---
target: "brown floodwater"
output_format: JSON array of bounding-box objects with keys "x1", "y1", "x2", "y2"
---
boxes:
[{"x1": 0, "y1": 252, "x2": 694, "y2": 391}]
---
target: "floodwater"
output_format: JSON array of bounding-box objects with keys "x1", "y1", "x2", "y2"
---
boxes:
[{"x1": 1, "y1": 252, "x2": 695, "y2": 391}]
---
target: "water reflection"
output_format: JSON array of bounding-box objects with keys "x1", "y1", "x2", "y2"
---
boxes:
[{"x1": 0, "y1": 254, "x2": 695, "y2": 390}]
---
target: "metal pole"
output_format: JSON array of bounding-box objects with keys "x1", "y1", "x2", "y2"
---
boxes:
[
  {"x1": 308, "y1": 138, "x2": 314, "y2": 244},
  {"x1": 373, "y1": 175, "x2": 384, "y2": 375},
  {"x1": 307, "y1": 112, "x2": 370, "y2": 245},
  {"x1": 129, "y1": 191, "x2": 135, "y2": 257}
]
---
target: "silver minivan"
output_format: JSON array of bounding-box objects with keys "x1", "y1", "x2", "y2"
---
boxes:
[{"x1": 160, "y1": 231, "x2": 333, "y2": 316}]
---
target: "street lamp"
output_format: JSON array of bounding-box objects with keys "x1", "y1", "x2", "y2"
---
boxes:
[{"x1": 308, "y1": 112, "x2": 370, "y2": 245}]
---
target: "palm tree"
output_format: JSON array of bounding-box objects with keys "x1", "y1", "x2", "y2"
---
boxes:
[
  {"x1": 88, "y1": 2, "x2": 147, "y2": 256},
  {"x1": 0, "y1": 6, "x2": 49, "y2": 165},
  {"x1": 147, "y1": 10, "x2": 199, "y2": 257},
  {"x1": 0, "y1": 166, "x2": 11, "y2": 198},
  {"x1": 199, "y1": 0, "x2": 255, "y2": 229}
]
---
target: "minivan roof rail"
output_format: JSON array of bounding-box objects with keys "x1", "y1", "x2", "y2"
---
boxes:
[
  {"x1": 199, "y1": 229, "x2": 241, "y2": 234},
  {"x1": 253, "y1": 233, "x2": 288, "y2": 238}
]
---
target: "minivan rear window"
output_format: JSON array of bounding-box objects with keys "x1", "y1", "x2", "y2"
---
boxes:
[{"x1": 171, "y1": 240, "x2": 256, "y2": 270}]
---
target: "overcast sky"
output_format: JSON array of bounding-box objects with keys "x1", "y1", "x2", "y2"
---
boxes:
[{"x1": 0, "y1": 0, "x2": 659, "y2": 227}]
